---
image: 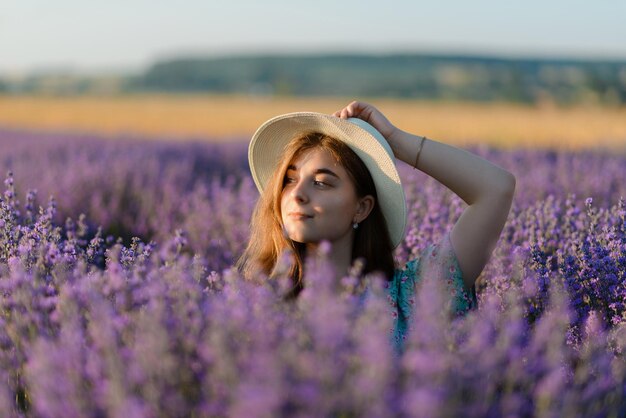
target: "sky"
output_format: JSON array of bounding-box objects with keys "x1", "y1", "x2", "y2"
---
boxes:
[{"x1": 1, "y1": 0, "x2": 625, "y2": 75}]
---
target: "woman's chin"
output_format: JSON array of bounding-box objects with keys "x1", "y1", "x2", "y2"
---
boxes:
[
  {"x1": 286, "y1": 231, "x2": 319, "y2": 245},
  {"x1": 289, "y1": 235, "x2": 312, "y2": 244}
]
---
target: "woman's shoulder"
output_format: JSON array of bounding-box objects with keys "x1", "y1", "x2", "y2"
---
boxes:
[{"x1": 389, "y1": 232, "x2": 478, "y2": 315}]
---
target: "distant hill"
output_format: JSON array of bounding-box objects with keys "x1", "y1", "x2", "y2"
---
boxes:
[{"x1": 3, "y1": 53, "x2": 626, "y2": 104}]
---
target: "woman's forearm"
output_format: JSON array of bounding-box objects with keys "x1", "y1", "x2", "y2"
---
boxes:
[
  {"x1": 333, "y1": 100, "x2": 515, "y2": 286},
  {"x1": 388, "y1": 129, "x2": 515, "y2": 204}
]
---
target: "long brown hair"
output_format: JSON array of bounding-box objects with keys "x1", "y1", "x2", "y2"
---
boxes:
[{"x1": 236, "y1": 131, "x2": 395, "y2": 299}]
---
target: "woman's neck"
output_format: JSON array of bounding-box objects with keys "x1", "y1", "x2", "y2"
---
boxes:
[{"x1": 306, "y1": 241, "x2": 353, "y2": 277}]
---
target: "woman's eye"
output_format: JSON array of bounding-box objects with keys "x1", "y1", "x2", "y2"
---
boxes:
[{"x1": 283, "y1": 176, "x2": 330, "y2": 187}]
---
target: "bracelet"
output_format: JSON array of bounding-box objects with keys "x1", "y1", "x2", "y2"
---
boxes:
[{"x1": 413, "y1": 136, "x2": 426, "y2": 170}]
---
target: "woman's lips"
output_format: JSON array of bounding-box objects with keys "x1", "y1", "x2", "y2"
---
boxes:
[{"x1": 288, "y1": 212, "x2": 313, "y2": 220}]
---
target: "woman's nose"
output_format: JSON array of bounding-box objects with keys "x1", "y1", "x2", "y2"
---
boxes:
[{"x1": 291, "y1": 180, "x2": 309, "y2": 203}]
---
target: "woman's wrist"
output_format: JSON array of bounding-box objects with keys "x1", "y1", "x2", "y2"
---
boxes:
[
  {"x1": 413, "y1": 135, "x2": 426, "y2": 170},
  {"x1": 387, "y1": 128, "x2": 428, "y2": 167},
  {"x1": 385, "y1": 126, "x2": 405, "y2": 160}
]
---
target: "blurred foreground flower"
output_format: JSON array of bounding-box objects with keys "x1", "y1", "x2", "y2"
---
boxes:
[{"x1": 0, "y1": 134, "x2": 624, "y2": 416}]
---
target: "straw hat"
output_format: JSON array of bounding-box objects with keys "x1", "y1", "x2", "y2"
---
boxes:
[{"x1": 248, "y1": 112, "x2": 407, "y2": 249}]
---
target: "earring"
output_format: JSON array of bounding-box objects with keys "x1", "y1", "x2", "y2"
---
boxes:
[{"x1": 352, "y1": 222, "x2": 359, "y2": 229}]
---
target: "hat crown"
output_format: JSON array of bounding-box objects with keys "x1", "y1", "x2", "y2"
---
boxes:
[{"x1": 344, "y1": 117, "x2": 394, "y2": 158}]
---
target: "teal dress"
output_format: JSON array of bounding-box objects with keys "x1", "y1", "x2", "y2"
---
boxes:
[{"x1": 382, "y1": 232, "x2": 478, "y2": 355}]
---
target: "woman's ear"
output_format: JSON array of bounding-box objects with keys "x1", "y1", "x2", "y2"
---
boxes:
[{"x1": 355, "y1": 195, "x2": 375, "y2": 223}]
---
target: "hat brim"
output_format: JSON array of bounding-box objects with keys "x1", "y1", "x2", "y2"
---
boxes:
[{"x1": 248, "y1": 112, "x2": 407, "y2": 249}]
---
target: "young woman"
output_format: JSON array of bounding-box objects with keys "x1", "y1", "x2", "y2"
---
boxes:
[{"x1": 237, "y1": 100, "x2": 515, "y2": 351}]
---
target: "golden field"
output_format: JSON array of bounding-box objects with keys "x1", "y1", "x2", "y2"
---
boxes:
[{"x1": 1, "y1": 94, "x2": 625, "y2": 150}]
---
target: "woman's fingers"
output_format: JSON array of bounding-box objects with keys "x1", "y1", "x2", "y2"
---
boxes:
[
  {"x1": 334, "y1": 100, "x2": 368, "y2": 119},
  {"x1": 344, "y1": 102, "x2": 355, "y2": 117},
  {"x1": 332, "y1": 101, "x2": 397, "y2": 139},
  {"x1": 345, "y1": 101, "x2": 363, "y2": 118}
]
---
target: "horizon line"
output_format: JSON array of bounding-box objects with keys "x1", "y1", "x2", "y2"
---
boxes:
[{"x1": 3, "y1": 46, "x2": 626, "y2": 78}]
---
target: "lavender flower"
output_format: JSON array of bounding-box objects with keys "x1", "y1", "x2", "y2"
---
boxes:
[{"x1": 0, "y1": 128, "x2": 624, "y2": 416}]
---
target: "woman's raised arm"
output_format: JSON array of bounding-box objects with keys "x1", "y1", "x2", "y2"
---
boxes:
[{"x1": 334, "y1": 101, "x2": 516, "y2": 291}]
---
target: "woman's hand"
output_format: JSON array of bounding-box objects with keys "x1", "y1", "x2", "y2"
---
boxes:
[{"x1": 333, "y1": 101, "x2": 399, "y2": 142}]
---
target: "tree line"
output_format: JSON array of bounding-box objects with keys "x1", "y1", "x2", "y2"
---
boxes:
[{"x1": 3, "y1": 53, "x2": 626, "y2": 104}]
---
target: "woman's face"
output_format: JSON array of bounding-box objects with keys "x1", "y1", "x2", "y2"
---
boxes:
[{"x1": 280, "y1": 147, "x2": 367, "y2": 247}]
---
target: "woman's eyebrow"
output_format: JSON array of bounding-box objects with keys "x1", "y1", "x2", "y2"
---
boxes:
[{"x1": 286, "y1": 165, "x2": 340, "y2": 179}]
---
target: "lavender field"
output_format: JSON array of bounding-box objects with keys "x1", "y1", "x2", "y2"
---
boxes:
[{"x1": 0, "y1": 127, "x2": 625, "y2": 417}]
